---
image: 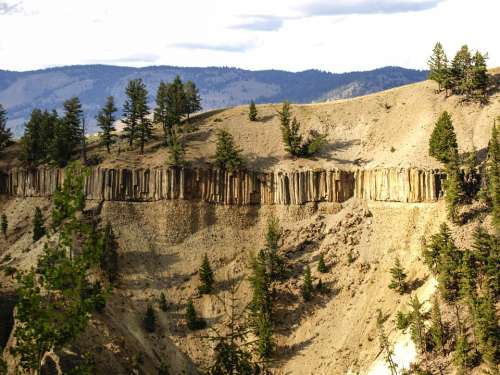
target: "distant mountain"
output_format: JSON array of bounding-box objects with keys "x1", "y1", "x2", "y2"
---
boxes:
[{"x1": 0, "y1": 65, "x2": 427, "y2": 135}]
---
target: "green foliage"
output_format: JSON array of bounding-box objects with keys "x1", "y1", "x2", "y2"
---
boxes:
[
  {"x1": 474, "y1": 292, "x2": 499, "y2": 365},
  {"x1": 97, "y1": 96, "x2": 117, "y2": 153},
  {"x1": 302, "y1": 265, "x2": 314, "y2": 302},
  {"x1": 52, "y1": 162, "x2": 88, "y2": 229},
  {"x1": 143, "y1": 304, "x2": 156, "y2": 333},
  {"x1": 186, "y1": 299, "x2": 206, "y2": 330},
  {"x1": 0, "y1": 103, "x2": 12, "y2": 151},
  {"x1": 100, "y1": 222, "x2": 118, "y2": 283},
  {"x1": 166, "y1": 126, "x2": 186, "y2": 167},
  {"x1": 396, "y1": 311, "x2": 411, "y2": 331},
  {"x1": 487, "y1": 121, "x2": 500, "y2": 229},
  {"x1": 376, "y1": 310, "x2": 398, "y2": 375},
  {"x1": 249, "y1": 249, "x2": 274, "y2": 359},
  {"x1": 158, "y1": 361, "x2": 170, "y2": 375},
  {"x1": 388, "y1": 256, "x2": 407, "y2": 294},
  {"x1": 32, "y1": 207, "x2": 46, "y2": 242},
  {"x1": 248, "y1": 100, "x2": 257, "y2": 121},
  {"x1": 214, "y1": 130, "x2": 244, "y2": 171},
  {"x1": 428, "y1": 42, "x2": 451, "y2": 92},
  {"x1": 408, "y1": 295, "x2": 427, "y2": 353},
  {"x1": 317, "y1": 253, "x2": 327, "y2": 273},
  {"x1": 444, "y1": 156, "x2": 465, "y2": 223},
  {"x1": 60, "y1": 97, "x2": 84, "y2": 164},
  {"x1": 422, "y1": 223, "x2": 453, "y2": 273},
  {"x1": 199, "y1": 253, "x2": 214, "y2": 294},
  {"x1": 471, "y1": 227, "x2": 499, "y2": 296},
  {"x1": 429, "y1": 111, "x2": 458, "y2": 165},
  {"x1": 1, "y1": 213, "x2": 7, "y2": 239},
  {"x1": 279, "y1": 101, "x2": 326, "y2": 157},
  {"x1": 10, "y1": 163, "x2": 106, "y2": 373},
  {"x1": 453, "y1": 333, "x2": 471, "y2": 374},
  {"x1": 123, "y1": 78, "x2": 152, "y2": 153},
  {"x1": 264, "y1": 215, "x2": 285, "y2": 279},
  {"x1": 429, "y1": 296, "x2": 446, "y2": 353},
  {"x1": 159, "y1": 292, "x2": 168, "y2": 312},
  {"x1": 20, "y1": 109, "x2": 60, "y2": 165},
  {"x1": 183, "y1": 80, "x2": 201, "y2": 120}
]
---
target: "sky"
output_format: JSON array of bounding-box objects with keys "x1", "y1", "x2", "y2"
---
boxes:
[{"x1": 0, "y1": 0, "x2": 498, "y2": 73}]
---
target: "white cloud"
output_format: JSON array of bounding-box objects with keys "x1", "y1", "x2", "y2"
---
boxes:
[{"x1": 0, "y1": 0, "x2": 498, "y2": 72}]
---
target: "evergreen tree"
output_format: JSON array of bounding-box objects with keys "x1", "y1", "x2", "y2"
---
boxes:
[
  {"x1": 436, "y1": 231, "x2": 462, "y2": 302},
  {"x1": 249, "y1": 249, "x2": 273, "y2": 359},
  {"x1": 154, "y1": 81, "x2": 171, "y2": 141},
  {"x1": 248, "y1": 100, "x2": 258, "y2": 121},
  {"x1": 123, "y1": 78, "x2": 151, "y2": 150},
  {"x1": 165, "y1": 76, "x2": 187, "y2": 132},
  {"x1": 264, "y1": 215, "x2": 284, "y2": 279},
  {"x1": 471, "y1": 51, "x2": 489, "y2": 102},
  {"x1": 21, "y1": 109, "x2": 60, "y2": 165},
  {"x1": 428, "y1": 42, "x2": 450, "y2": 92},
  {"x1": 451, "y1": 45, "x2": 472, "y2": 96},
  {"x1": 186, "y1": 299, "x2": 205, "y2": 330},
  {"x1": 317, "y1": 253, "x2": 327, "y2": 273},
  {"x1": 100, "y1": 222, "x2": 118, "y2": 283},
  {"x1": 487, "y1": 120, "x2": 500, "y2": 229},
  {"x1": 453, "y1": 333, "x2": 471, "y2": 374},
  {"x1": 475, "y1": 292, "x2": 499, "y2": 365},
  {"x1": 214, "y1": 130, "x2": 244, "y2": 171},
  {"x1": 183, "y1": 80, "x2": 201, "y2": 121},
  {"x1": 167, "y1": 126, "x2": 185, "y2": 167},
  {"x1": 199, "y1": 253, "x2": 214, "y2": 294},
  {"x1": 32, "y1": 207, "x2": 46, "y2": 242},
  {"x1": 388, "y1": 256, "x2": 407, "y2": 294},
  {"x1": 302, "y1": 265, "x2": 314, "y2": 301},
  {"x1": 279, "y1": 101, "x2": 302, "y2": 156},
  {"x1": 445, "y1": 155, "x2": 465, "y2": 223},
  {"x1": 408, "y1": 295, "x2": 427, "y2": 353},
  {"x1": 62, "y1": 97, "x2": 84, "y2": 159},
  {"x1": 376, "y1": 310, "x2": 398, "y2": 375},
  {"x1": 143, "y1": 304, "x2": 156, "y2": 333},
  {"x1": 96, "y1": 96, "x2": 117, "y2": 153},
  {"x1": 0, "y1": 103, "x2": 12, "y2": 151},
  {"x1": 429, "y1": 296, "x2": 446, "y2": 353},
  {"x1": 423, "y1": 222, "x2": 453, "y2": 272},
  {"x1": 159, "y1": 292, "x2": 168, "y2": 312},
  {"x1": 429, "y1": 111, "x2": 459, "y2": 164},
  {"x1": 1, "y1": 213, "x2": 7, "y2": 239}
]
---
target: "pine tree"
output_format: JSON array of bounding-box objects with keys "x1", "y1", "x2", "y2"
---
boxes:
[
  {"x1": 214, "y1": 130, "x2": 244, "y2": 171},
  {"x1": 408, "y1": 295, "x2": 427, "y2": 353},
  {"x1": 159, "y1": 292, "x2": 168, "y2": 312},
  {"x1": 445, "y1": 155, "x2": 465, "y2": 223},
  {"x1": 437, "y1": 233, "x2": 462, "y2": 302},
  {"x1": 165, "y1": 76, "x2": 187, "y2": 132},
  {"x1": 451, "y1": 45, "x2": 472, "y2": 96},
  {"x1": 62, "y1": 97, "x2": 84, "y2": 159},
  {"x1": 429, "y1": 111, "x2": 459, "y2": 164},
  {"x1": 302, "y1": 265, "x2": 314, "y2": 301},
  {"x1": 453, "y1": 333, "x2": 471, "y2": 374},
  {"x1": 248, "y1": 100, "x2": 258, "y2": 121},
  {"x1": 474, "y1": 292, "x2": 499, "y2": 365},
  {"x1": 199, "y1": 253, "x2": 214, "y2": 294},
  {"x1": 32, "y1": 207, "x2": 46, "y2": 242},
  {"x1": 264, "y1": 215, "x2": 284, "y2": 278},
  {"x1": 429, "y1": 296, "x2": 446, "y2": 353},
  {"x1": 97, "y1": 96, "x2": 117, "y2": 153},
  {"x1": 317, "y1": 253, "x2": 327, "y2": 273},
  {"x1": 143, "y1": 304, "x2": 156, "y2": 333},
  {"x1": 471, "y1": 51, "x2": 489, "y2": 102},
  {"x1": 487, "y1": 120, "x2": 500, "y2": 229},
  {"x1": 100, "y1": 222, "x2": 118, "y2": 283},
  {"x1": 376, "y1": 310, "x2": 398, "y2": 375},
  {"x1": 1, "y1": 213, "x2": 7, "y2": 239},
  {"x1": 423, "y1": 222, "x2": 454, "y2": 272},
  {"x1": 279, "y1": 101, "x2": 302, "y2": 156},
  {"x1": 249, "y1": 249, "x2": 273, "y2": 359},
  {"x1": 167, "y1": 126, "x2": 185, "y2": 167},
  {"x1": 388, "y1": 257, "x2": 407, "y2": 294},
  {"x1": 123, "y1": 78, "x2": 150, "y2": 149},
  {"x1": 428, "y1": 42, "x2": 450, "y2": 92},
  {"x1": 186, "y1": 299, "x2": 205, "y2": 330},
  {"x1": 154, "y1": 81, "x2": 171, "y2": 141},
  {"x1": 183, "y1": 81, "x2": 201, "y2": 121},
  {"x1": 0, "y1": 104, "x2": 12, "y2": 151}
]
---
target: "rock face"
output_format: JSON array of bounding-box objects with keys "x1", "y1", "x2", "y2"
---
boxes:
[
  {"x1": 0, "y1": 166, "x2": 444, "y2": 204},
  {"x1": 354, "y1": 168, "x2": 444, "y2": 203}
]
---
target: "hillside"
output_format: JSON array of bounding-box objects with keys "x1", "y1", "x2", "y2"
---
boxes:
[
  {"x1": 0, "y1": 65, "x2": 427, "y2": 135},
  {"x1": 0, "y1": 76, "x2": 499, "y2": 375}
]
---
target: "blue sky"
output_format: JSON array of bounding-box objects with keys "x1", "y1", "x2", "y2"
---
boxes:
[{"x1": 0, "y1": 0, "x2": 498, "y2": 72}]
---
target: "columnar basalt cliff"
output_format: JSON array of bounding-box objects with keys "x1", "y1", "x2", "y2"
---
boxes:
[{"x1": 0, "y1": 166, "x2": 445, "y2": 204}]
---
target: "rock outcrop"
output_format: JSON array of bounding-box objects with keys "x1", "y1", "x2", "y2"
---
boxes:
[{"x1": 0, "y1": 166, "x2": 444, "y2": 204}]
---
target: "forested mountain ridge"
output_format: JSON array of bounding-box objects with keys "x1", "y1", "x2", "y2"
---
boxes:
[{"x1": 0, "y1": 65, "x2": 426, "y2": 135}]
